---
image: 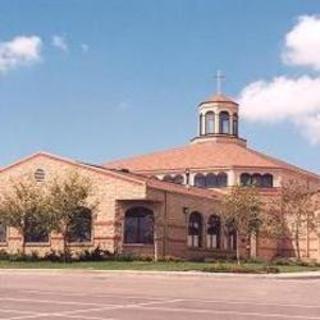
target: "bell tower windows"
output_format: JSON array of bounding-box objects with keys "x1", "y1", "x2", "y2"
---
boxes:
[
  {"x1": 205, "y1": 111, "x2": 215, "y2": 134},
  {"x1": 219, "y1": 111, "x2": 230, "y2": 134}
]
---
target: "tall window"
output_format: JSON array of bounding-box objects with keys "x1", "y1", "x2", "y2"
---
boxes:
[
  {"x1": 163, "y1": 175, "x2": 173, "y2": 183},
  {"x1": 252, "y1": 173, "x2": 262, "y2": 187},
  {"x1": 240, "y1": 173, "x2": 273, "y2": 188},
  {"x1": 25, "y1": 215, "x2": 49, "y2": 243},
  {"x1": 124, "y1": 207, "x2": 154, "y2": 244},
  {"x1": 205, "y1": 112, "x2": 215, "y2": 134},
  {"x1": 0, "y1": 223, "x2": 6, "y2": 243},
  {"x1": 240, "y1": 173, "x2": 251, "y2": 186},
  {"x1": 206, "y1": 173, "x2": 217, "y2": 188},
  {"x1": 217, "y1": 172, "x2": 228, "y2": 187},
  {"x1": 262, "y1": 174, "x2": 273, "y2": 188},
  {"x1": 68, "y1": 207, "x2": 92, "y2": 243},
  {"x1": 188, "y1": 212, "x2": 203, "y2": 248},
  {"x1": 173, "y1": 175, "x2": 184, "y2": 184},
  {"x1": 219, "y1": 111, "x2": 230, "y2": 134},
  {"x1": 194, "y1": 173, "x2": 206, "y2": 188},
  {"x1": 232, "y1": 114, "x2": 238, "y2": 136},
  {"x1": 207, "y1": 215, "x2": 221, "y2": 249}
]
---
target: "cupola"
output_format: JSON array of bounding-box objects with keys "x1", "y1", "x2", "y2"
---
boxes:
[{"x1": 191, "y1": 72, "x2": 246, "y2": 146}]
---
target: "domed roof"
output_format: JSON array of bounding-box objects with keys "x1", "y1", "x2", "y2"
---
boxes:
[{"x1": 200, "y1": 93, "x2": 238, "y2": 105}]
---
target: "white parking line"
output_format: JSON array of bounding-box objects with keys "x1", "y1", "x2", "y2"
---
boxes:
[
  {"x1": 179, "y1": 297, "x2": 320, "y2": 309},
  {"x1": 1, "y1": 299, "x2": 181, "y2": 320},
  {"x1": 1, "y1": 297, "x2": 118, "y2": 307},
  {"x1": 136, "y1": 305, "x2": 320, "y2": 320},
  {"x1": 15, "y1": 288, "x2": 167, "y2": 301}
]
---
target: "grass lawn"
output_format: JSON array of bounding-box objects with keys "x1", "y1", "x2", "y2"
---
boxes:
[{"x1": 0, "y1": 260, "x2": 319, "y2": 273}]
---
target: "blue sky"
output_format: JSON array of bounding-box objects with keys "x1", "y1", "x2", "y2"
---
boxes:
[{"x1": 0, "y1": 0, "x2": 320, "y2": 173}]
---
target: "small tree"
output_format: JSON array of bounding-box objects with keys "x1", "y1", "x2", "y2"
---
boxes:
[
  {"x1": 0, "y1": 176, "x2": 49, "y2": 255},
  {"x1": 47, "y1": 170, "x2": 96, "y2": 260},
  {"x1": 275, "y1": 179, "x2": 318, "y2": 260},
  {"x1": 221, "y1": 185, "x2": 262, "y2": 264}
]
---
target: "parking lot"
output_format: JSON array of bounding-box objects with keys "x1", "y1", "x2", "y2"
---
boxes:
[{"x1": 0, "y1": 270, "x2": 320, "y2": 320}]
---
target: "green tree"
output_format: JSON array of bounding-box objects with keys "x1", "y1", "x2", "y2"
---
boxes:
[
  {"x1": 0, "y1": 176, "x2": 50, "y2": 255},
  {"x1": 47, "y1": 171, "x2": 96, "y2": 260},
  {"x1": 221, "y1": 185, "x2": 262, "y2": 264},
  {"x1": 273, "y1": 179, "x2": 318, "y2": 260}
]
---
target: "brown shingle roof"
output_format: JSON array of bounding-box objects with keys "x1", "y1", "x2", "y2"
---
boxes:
[{"x1": 104, "y1": 141, "x2": 320, "y2": 180}]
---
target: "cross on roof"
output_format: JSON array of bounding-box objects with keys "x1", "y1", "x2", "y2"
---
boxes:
[{"x1": 214, "y1": 70, "x2": 225, "y2": 94}]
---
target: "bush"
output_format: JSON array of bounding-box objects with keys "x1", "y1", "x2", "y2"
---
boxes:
[
  {"x1": 77, "y1": 246, "x2": 111, "y2": 262},
  {"x1": 44, "y1": 250, "x2": 64, "y2": 262},
  {"x1": 159, "y1": 256, "x2": 184, "y2": 263},
  {"x1": 0, "y1": 249, "x2": 9, "y2": 260},
  {"x1": 202, "y1": 264, "x2": 280, "y2": 274}
]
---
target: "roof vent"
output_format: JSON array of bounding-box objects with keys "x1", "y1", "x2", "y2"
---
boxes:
[{"x1": 34, "y1": 168, "x2": 45, "y2": 182}]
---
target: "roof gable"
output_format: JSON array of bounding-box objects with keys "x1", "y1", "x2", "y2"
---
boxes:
[{"x1": 0, "y1": 151, "x2": 219, "y2": 200}]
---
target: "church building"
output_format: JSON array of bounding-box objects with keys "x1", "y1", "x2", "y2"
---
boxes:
[{"x1": 0, "y1": 88, "x2": 320, "y2": 261}]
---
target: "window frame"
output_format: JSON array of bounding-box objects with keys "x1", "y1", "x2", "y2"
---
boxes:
[
  {"x1": 219, "y1": 111, "x2": 230, "y2": 134},
  {"x1": 207, "y1": 215, "x2": 221, "y2": 249},
  {"x1": 205, "y1": 111, "x2": 215, "y2": 134},
  {"x1": 188, "y1": 212, "x2": 203, "y2": 248},
  {"x1": 124, "y1": 207, "x2": 154, "y2": 245},
  {"x1": 67, "y1": 207, "x2": 93, "y2": 244}
]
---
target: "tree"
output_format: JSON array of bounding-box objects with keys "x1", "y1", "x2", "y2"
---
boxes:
[
  {"x1": 221, "y1": 185, "x2": 262, "y2": 264},
  {"x1": 274, "y1": 179, "x2": 319, "y2": 260},
  {"x1": 0, "y1": 176, "x2": 50, "y2": 255},
  {"x1": 47, "y1": 170, "x2": 96, "y2": 260}
]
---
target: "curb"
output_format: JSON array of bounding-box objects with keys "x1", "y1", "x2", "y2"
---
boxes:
[{"x1": 1, "y1": 268, "x2": 320, "y2": 279}]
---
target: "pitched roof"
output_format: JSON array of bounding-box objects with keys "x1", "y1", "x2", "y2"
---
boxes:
[
  {"x1": 0, "y1": 151, "x2": 219, "y2": 200},
  {"x1": 104, "y1": 140, "x2": 320, "y2": 180}
]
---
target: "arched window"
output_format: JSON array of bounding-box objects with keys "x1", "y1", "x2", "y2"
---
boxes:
[
  {"x1": 68, "y1": 207, "x2": 92, "y2": 243},
  {"x1": 0, "y1": 223, "x2": 6, "y2": 243},
  {"x1": 217, "y1": 172, "x2": 228, "y2": 187},
  {"x1": 173, "y1": 174, "x2": 184, "y2": 185},
  {"x1": 232, "y1": 113, "x2": 238, "y2": 136},
  {"x1": 199, "y1": 114, "x2": 203, "y2": 135},
  {"x1": 240, "y1": 173, "x2": 251, "y2": 186},
  {"x1": 188, "y1": 212, "x2": 203, "y2": 248},
  {"x1": 207, "y1": 215, "x2": 221, "y2": 249},
  {"x1": 219, "y1": 111, "x2": 230, "y2": 134},
  {"x1": 226, "y1": 221, "x2": 237, "y2": 251},
  {"x1": 163, "y1": 175, "x2": 173, "y2": 183},
  {"x1": 262, "y1": 174, "x2": 273, "y2": 188},
  {"x1": 25, "y1": 215, "x2": 49, "y2": 243},
  {"x1": 194, "y1": 173, "x2": 206, "y2": 188},
  {"x1": 206, "y1": 173, "x2": 217, "y2": 188},
  {"x1": 124, "y1": 207, "x2": 154, "y2": 244},
  {"x1": 205, "y1": 112, "x2": 215, "y2": 134},
  {"x1": 252, "y1": 173, "x2": 262, "y2": 187}
]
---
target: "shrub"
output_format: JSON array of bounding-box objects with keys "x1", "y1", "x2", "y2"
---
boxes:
[
  {"x1": 0, "y1": 249, "x2": 9, "y2": 260},
  {"x1": 77, "y1": 246, "x2": 111, "y2": 262}
]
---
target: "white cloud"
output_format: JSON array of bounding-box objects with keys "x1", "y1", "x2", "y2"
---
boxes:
[
  {"x1": 239, "y1": 76, "x2": 320, "y2": 122},
  {"x1": 0, "y1": 35, "x2": 42, "y2": 73},
  {"x1": 283, "y1": 15, "x2": 320, "y2": 70},
  {"x1": 81, "y1": 43, "x2": 89, "y2": 53},
  {"x1": 239, "y1": 15, "x2": 320, "y2": 145},
  {"x1": 298, "y1": 115, "x2": 320, "y2": 145},
  {"x1": 52, "y1": 35, "x2": 68, "y2": 52}
]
